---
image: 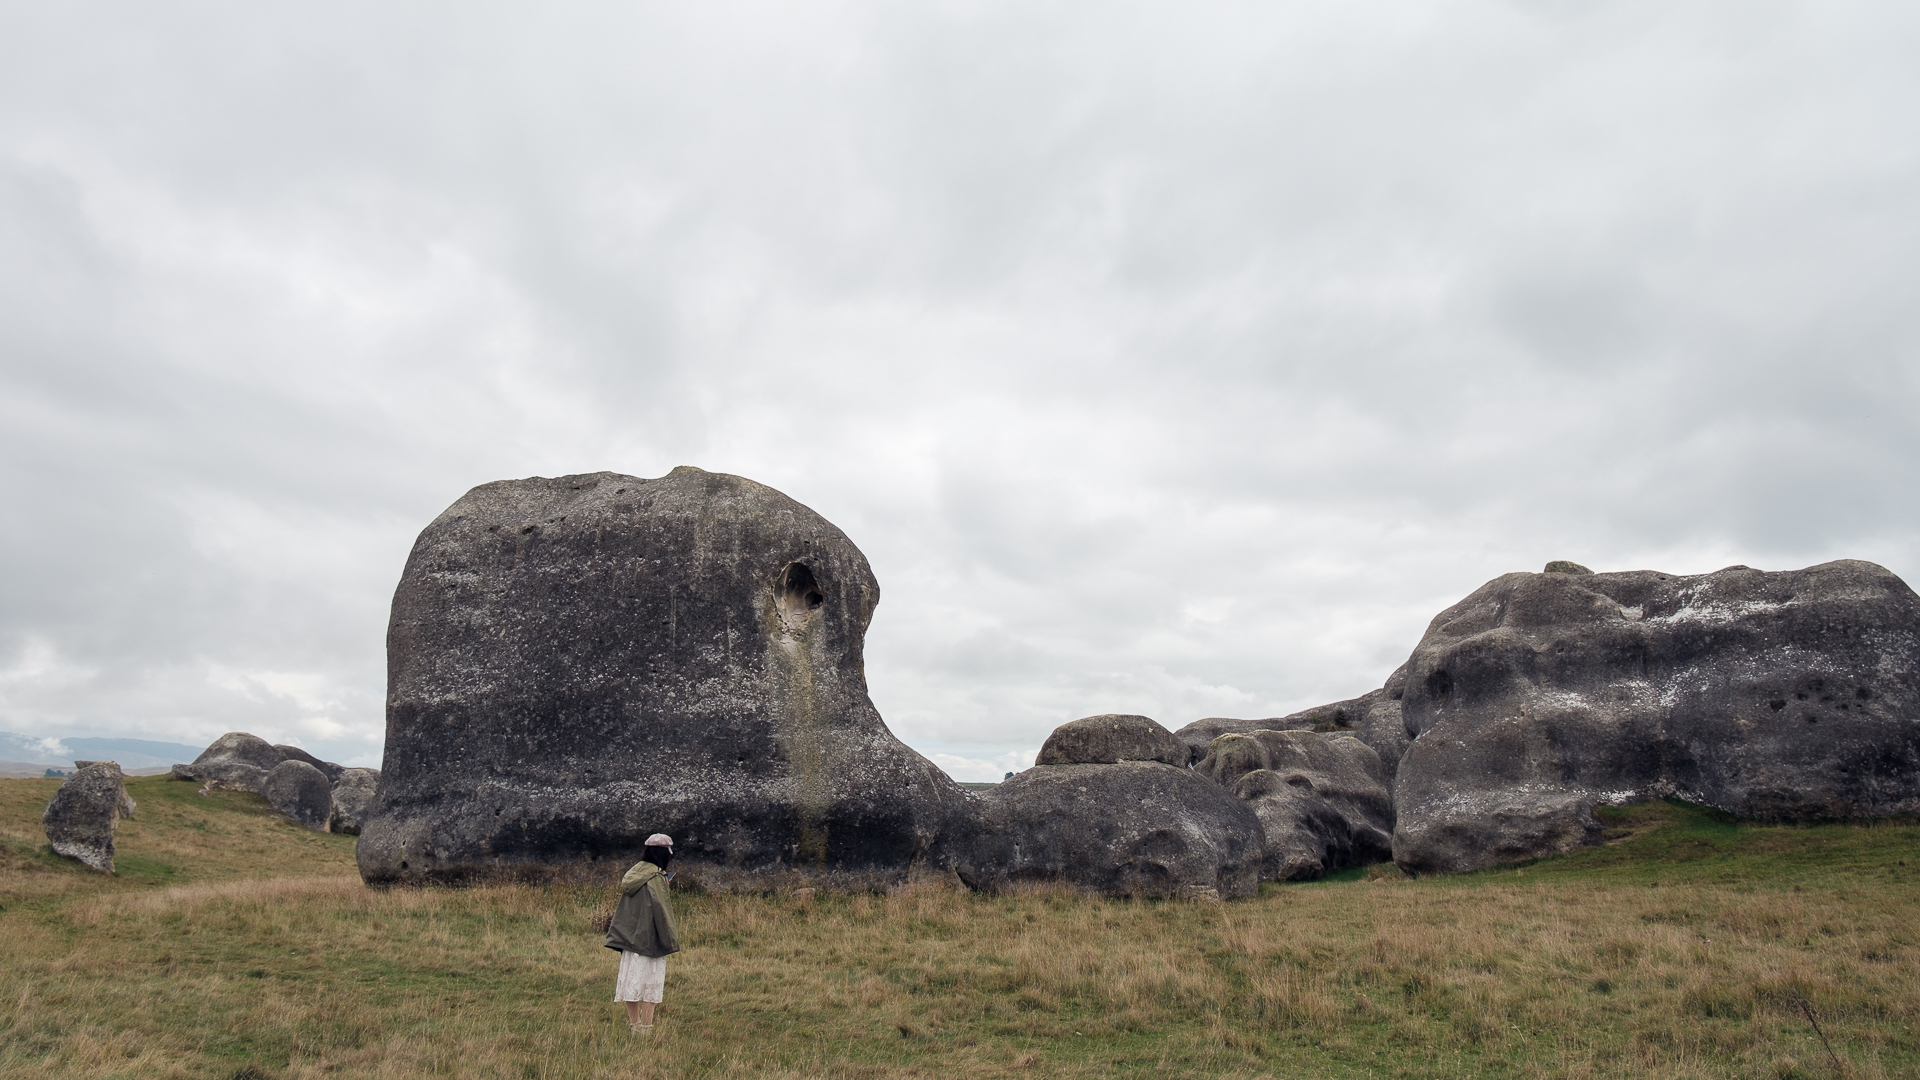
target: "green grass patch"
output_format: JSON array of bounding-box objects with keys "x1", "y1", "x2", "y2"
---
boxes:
[{"x1": 1, "y1": 780, "x2": 1916, "y2": 1078}]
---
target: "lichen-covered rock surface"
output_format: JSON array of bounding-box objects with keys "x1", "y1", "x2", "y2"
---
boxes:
[
  {"x1": 1393, "y1": 560, "x2": 1920, "y2": 874},
  {"x1": 42, "y1": 760, "x2": 135, "y2": 872},
  {"x1": 170, "y1": 732, "x2": 283, "y2": 792},
  {"x1": 357, "y1": 467, "x2": 971, "y2": 887},
  {"x1": 957, "y1": 760, "x2": 1264, "y2": 898},
  {"x1": 1196, "y1": 729, "x2": 1393, "y2": 880},
  {"x1": 328, "y1": 769, "x2": 380, "y2": 836},
  {"x1": 1035, "y1": 714, "x2": 1186, "y2": 766}
]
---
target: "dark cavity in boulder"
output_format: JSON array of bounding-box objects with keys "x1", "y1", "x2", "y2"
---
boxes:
[{"x1": 357, "y1": 467, "x2": 971, "y2": 888}]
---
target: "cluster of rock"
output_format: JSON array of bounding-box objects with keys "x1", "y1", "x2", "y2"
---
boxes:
[
  {"x1": 344, "y1": 467, "x2": 1920, "y2": 895},
  {"x1": 41, "y1": 760, "x2": 137, "y2": 872},
  {"x1": 170, "y1": 733, "x2": 379, "y2": 834}
]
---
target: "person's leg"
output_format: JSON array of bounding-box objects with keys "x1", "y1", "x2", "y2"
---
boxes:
[{"x1": 625, "y1": 1000, "x2": 642, "y2": 1025}]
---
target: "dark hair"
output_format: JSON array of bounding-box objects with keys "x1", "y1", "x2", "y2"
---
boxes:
[{"x1": 642, "y1": 845, "x2": 672, "y2": 869}]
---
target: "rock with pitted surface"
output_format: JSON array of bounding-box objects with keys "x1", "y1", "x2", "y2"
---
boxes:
[
  {"x1": 1393, "y1": 560, "x2": 1920, "y2": 875},
  {"x1": 958, "y1": 759, "x2": 1265, "y2": 898},
  {"x1": 328, "y1": 769, "x2": 380, "y2": 836},
  {"x1": 1172, "y1": 664, "x2": 1411, "y2": 779},
  {"x1": 1196, "y1": 729, "x2": 1393, "y2": 880},
  {"x1": 1035, "y1": 714, "x2": 1187, "y2": 767},
  {"x1": 356, "y1": 467, "x2": 972, "y2": 888},
  {"x1": 263, "y1": 759, "x2": 334, "y2": 831},
  {"x1": 42, "y1": 761, "x2": 136, "y2": 872}
]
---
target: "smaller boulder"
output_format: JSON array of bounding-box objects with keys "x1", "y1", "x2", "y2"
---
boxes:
[
  {"x1": 1035, "y1": 714, "x2": 1187, "y2": 766},
  {"x1": 170, "y1": 732, "x2": 283, "y2": 792},
  {"x1": 262, "y1": 760, "x2": 333, "y2": 831},
  {"x1": 327, "y1": 768, "x2": 380, "y2": 835},
  {"x1": 1543, "y1": 560, "x2": 1593, "y2": 574},
  {"x1": 274, "y1": 745, "x2": 345, "y2": 784},
  {"x1": 43, "y1": 761, "x2": 134, "y2": 872},
  {"x1": 1198, "y1": 730, "x2": 1393, "y2": 881},
  {"x1": 958, "y1": 760, "x2": 1265, "y2": 898},
  {"x1": 1172, "y1": 715, "x2": 1310, "y2": 766}
]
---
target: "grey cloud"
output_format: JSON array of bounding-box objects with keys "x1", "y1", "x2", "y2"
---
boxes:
[{"x1": 1, "y1": 1, "x2": 1917, "y2": 778}]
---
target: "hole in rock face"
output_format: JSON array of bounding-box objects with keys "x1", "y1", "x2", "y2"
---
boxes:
[
  {"x1": 1425, "y1": 669, "x2": 1453, "y2": 698},
  {"x1": 776, "y1": 562, "x2": 826, "y2": 629}
]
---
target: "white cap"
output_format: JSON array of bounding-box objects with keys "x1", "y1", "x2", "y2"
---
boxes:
[{"x1": 644, "y1": 833, "x2": 674, "y2": 850}]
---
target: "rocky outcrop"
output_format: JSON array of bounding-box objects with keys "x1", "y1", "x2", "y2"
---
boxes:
[
  {"x1": 328, "y1": 769, "x2": 379, "y2": 835},
  {"x1": 357, "y1": 468, "x2": 971, "y2": 887},
  {"x1": 170, "y1": 733, "x2": 348, "y2": 794},
  {"x1": 1196, "y1": 729, "x2": 1393, "y2": 880},
  {"x1": 274, "y1": 745, "x2": 345, "y2": 784},
  {"x1": 1393, "y1": 560, "x2": 1920, "y2": 874},
  {"x1": 42, "y1": 761, "x2": 136, "y2": 872},
  {"x1": 958, "y1": 759, "x2": 1265, "y2": 898},
  {"x1": 1035, "y1": 714, "x2": 1186, "y2": 766},
  {"x1": 1172, "y1": 664, "x2": 1410, "y2": 779},
  {"x1": 263, "y1": 760, "x2": 333, "y2": 831},
  {"x1": 170, "y1": 732, "x2": 282, "y2": 792}
]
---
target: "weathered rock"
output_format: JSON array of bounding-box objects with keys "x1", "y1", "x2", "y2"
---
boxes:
[
  {"x1": 357, "y1": 467, "x2": 972, "y2": 888},
  {"x1": 42, "y1": 761, "x2": 135, "y2": 872},
  {"x1": 1171, "y1": 664, "x2": 1411, "y2": 780},
  {"x1": 274, "y1": 745, "x2": 345, "y2": 784},
  {"x1": 1035, "y1": 714, "x2": 1186, "y2": 766},
  {"x1": 1197, "y1": 730, "x2": 1393, "y2": 880},
  {"x1": 169, "y1": 732, "x2": 282, "y2": 792},
  {"x1": 957, "y1": 760, "x2": 1265, "y2": 898},
  {"x1": 263, "y1": 759, "x2": 333, "y2": 831},
  {"x1": 328, "y1": 768, "x2": 380, "y2": 836},
  {"x1": 1393, "y1": 560, "x2": 1920, "y2": 875}
]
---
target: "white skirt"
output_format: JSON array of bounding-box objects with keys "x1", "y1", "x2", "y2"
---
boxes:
[{"x1": 613, "y1": 951, "x2": 666, "y2": 1003}]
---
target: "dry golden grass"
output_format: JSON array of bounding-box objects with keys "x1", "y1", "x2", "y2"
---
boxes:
[{"x1": 2, "y1": 778, "x2": 1916, "y2": 1078}]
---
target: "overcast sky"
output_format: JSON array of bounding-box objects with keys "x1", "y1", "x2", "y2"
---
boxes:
[{"x1": 2, "y1": 2, "x2": 1916, "y2": 777}]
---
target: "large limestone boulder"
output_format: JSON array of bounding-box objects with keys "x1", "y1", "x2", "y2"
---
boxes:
[
  {"x1": 263, "y1": 760, "x2": 333, "y2": 831},
  {"x1": 43, "y1": 761, "x2": 136, "y2": 872},
  {"x1": 274, "y1": 745, "x2": 345, "y2": 784},
  {"x1": 1035, "y1": 714, "x2": 1186, "y2": 766},
  {"x1": 1393, "y1": 560, "x2": 1920, "y2": 874},
  {"x1": 357, "y1": 467, "x2": 971, "y2": 887},
  {"x1": 958, "y1": 760, "x2": 1265, "y2": 898},
  {"x1": 170, "y1": 732, "x2": 283, "y2": 792},
  {"x1": 328, "y1": 768, "x2": 380, "y2": 836},
  {"x1": 1196, "y1": 729, "x2": 1393, "y2": 880}
]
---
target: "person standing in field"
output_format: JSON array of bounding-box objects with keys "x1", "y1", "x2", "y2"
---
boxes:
[{"x1": 606, "y1": 832, "x2": 682, "y2": 1033}]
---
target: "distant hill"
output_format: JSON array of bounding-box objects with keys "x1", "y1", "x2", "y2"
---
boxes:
[{"x1": 0, "y1": 732, "x2": 206, "y2": 771}]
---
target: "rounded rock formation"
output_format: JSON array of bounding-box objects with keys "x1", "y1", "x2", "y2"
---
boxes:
[
  {"x1": 263, "y1": 759, "x2": 333, "y2": 831},
  {"x1": 42, "y1": 761, "x2": 135, "y2": 872},
  {"x1": 1392, "y1": 560, "x2": 1920, "y2": 874},
  {"x1": 169, "y1": 732, "x2": 283, "y2": 792},
  {"x1": 958, "y1": 760, "x2": 1264, "y2": 898},
  {"x1": 328, "y1": 768, "x2": 380, "y2": 836},
  {"x1": 1035, "y1": 714, "x2": 1187, "y2": 767},
  {"x1": 356, "y1": 467, "x2": 971, "y2": 887},
  {"x1": 1197, "y1": 729, "x2": 1393, "y2": 880}
]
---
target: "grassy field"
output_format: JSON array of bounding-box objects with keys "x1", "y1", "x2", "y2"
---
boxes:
[{"x1": 2, "y1": 776, "x2": 1916, "y2": 1079}]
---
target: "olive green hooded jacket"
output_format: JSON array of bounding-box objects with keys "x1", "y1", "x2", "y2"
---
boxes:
[{"x1": 604, "y1": 860, "x2": 681, "y2": 958}]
